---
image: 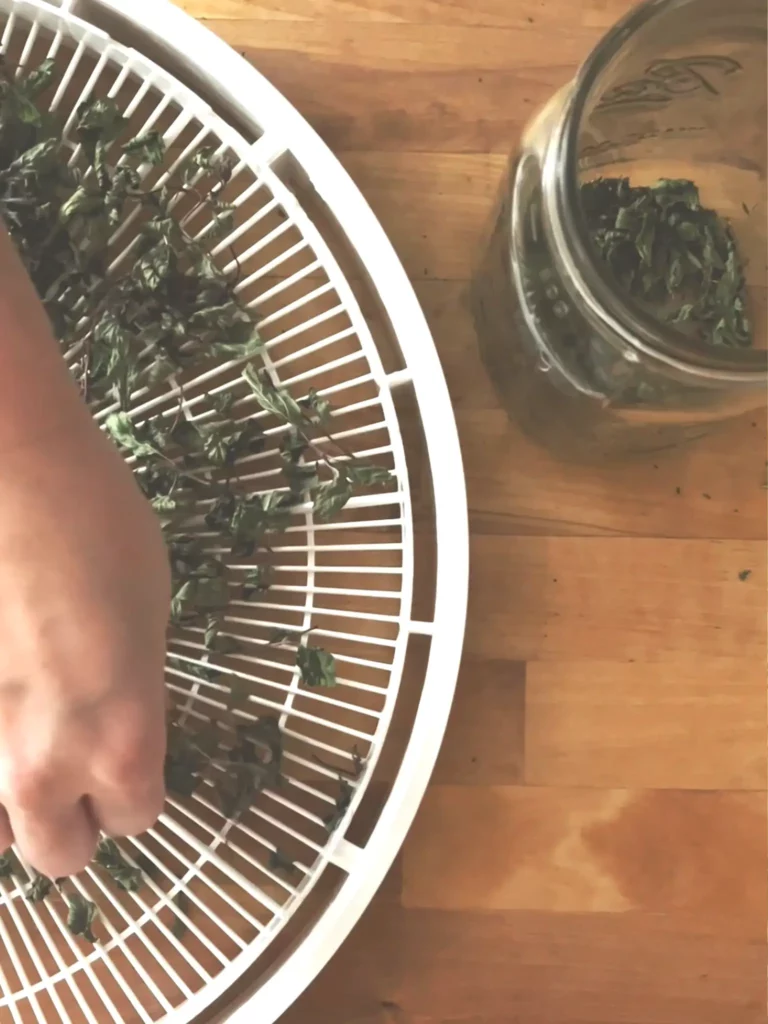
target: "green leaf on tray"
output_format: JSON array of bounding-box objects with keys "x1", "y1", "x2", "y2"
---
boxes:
[
  {"x1": 66, "y1": 892, "x2": 100, "y2": 944},
  {"x1": 297, "y1": 645, "x2": 337, "y2": 689}
]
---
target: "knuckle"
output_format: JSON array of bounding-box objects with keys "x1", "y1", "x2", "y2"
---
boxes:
[
  {"x1": 98, "y1": 711, "x2": 165, "y2": 794},
  {"x1": 102, "y1": 791, "x2": 165, "y2": 840},
  {"x1": 103, "y1": 747, "x2": 152, "y2": 791}
]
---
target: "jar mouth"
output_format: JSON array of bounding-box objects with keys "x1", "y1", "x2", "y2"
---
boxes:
[{"x1": 553, "y1": 0, "x2": 768, "y2": 381}]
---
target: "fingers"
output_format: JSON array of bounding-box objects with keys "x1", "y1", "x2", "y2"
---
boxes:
[
  {"x1": 87, "y1": 689, "x2": 167, "y2": 839},
  {"x1": 9, "y1": 785, "x2": 99, "y2": 879},
  {"x1": 0, "y1": 714, "x2": 101, "y2": 876},
  {"x1": 90, "y1": 776, "x2": 165, "y2": 839},
  {"x1": 0, "y1": 658, "x2": 166, "y2": 872},
  {"x1": 0, "y1": 804, "x2": 12, "y2": 854}
]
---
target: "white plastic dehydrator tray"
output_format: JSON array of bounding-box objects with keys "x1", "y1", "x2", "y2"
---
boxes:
[{"x1": 0, "y1": 1, "x2": 468, "y2": 1023}]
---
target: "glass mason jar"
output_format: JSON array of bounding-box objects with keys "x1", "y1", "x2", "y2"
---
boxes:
[{"x1": 471, "y1": 0, "x2": 767, "y2": 459}]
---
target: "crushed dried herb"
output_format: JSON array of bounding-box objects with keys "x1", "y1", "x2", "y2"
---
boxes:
[
  {"x1": 582, "y1": 176, "x2": 752, "y2": 350},
  {"x1": 65, "y1": 890, "x2": 100, "y2": 944},
  {"x1": 268, "y1": 848, "x2": 298, "y2": 875},
  {"x1": 324, "y1": 777, "x2": 354, "y2": 832}
]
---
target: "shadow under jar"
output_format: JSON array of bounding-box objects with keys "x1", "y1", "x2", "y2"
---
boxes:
[{"x1": 471, "y1": 0, "x2": 767, "y2": 460}]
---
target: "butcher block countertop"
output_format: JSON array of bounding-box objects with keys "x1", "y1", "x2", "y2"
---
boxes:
[{"x1": 180, "y1": 2, "x2": 768, "y2": 1022}]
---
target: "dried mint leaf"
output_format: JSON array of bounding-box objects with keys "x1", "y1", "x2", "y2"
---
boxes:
[
  {"x1": 268, "y1": 848, "x2": 297, "y2": 875},
  {"x1": 297, "y1": 645, "x2": 337, "y2": 688},
  {"x1": 94, "y1": 838, "x2": 143, "y2": 893},
  {"x1": 301, "y1": 387, "x2": 332, "y2": 427},
  {"x1": 122, "y1": 131, "x2": 166, "y2": 167},
  {"x1": 66, "y1": 892, "x2": 99, "y2": 944},
  {"x1": 0, "y1": 849, "x2": 23, "y2": 880},
  {"x1": 582, "y1": 176, "x2": 752, "y2": 349},
  {"x1": 242, "y1": 364, "x2": 305, "y2": 426},
  {"x1": 324, "y1": 778, "x2": 353, "y2": 832},
  {"x1": 26, "y1": 873, "x2": 53, "y2": 903},
  {"x1": 242, "y1": 564, "x2": 274, "y2": 597}
]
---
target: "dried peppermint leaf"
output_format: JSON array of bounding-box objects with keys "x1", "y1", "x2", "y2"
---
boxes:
[
  {"x1": 297, "y1": 645, "x2": 336, "y2": 688},
  {"x1": 228, "y1": 676, "x2": 250, "y2": 710},
  {"x1": 301, "y1": 387, "x2": 332, "y2": 427},
  {"x1": 167, "y1": 656, "x2": 222, "y2": 684},
  {"x1": 242, "y1": 564, "x2": 274, "y2": 597},
  {"x1": 66, "y1": 892, "x2": 99, "y2": 944},
  {"x1": 76, "y1": 97, "x2": 126, "y2": 148},
  {"x1": 0, "y1": 849, "x2": 23, "y2": 881},
  {"x1": 324, "y1": 778, "x2": 353, "y2": 832},
  {"x1": 170, "y1": 576, "x2": 230, "y2": 624},
  {"x1": 122, "y1": 130, "x2": 165, "y2": 166},
  {"x1": 268, "y1": 627, "x2": 296, "y2": 646},
  {"x1": 582, "y1": 176, "x2": 752, "y2": 350},
  {"x1": 21, "y1": 58, "x2": 56, "y2": 100},
  {"x1": 26, "y1": 873, "x2": 53, "y2": 903},
  {"x1": 94, "y1": 838, "x2": 143, "y2": 893},
  {"x1": 164, "y1": 726, "x2": 205, "y2": 799},
  {"x1": 268, "y1": 848, "x2": 297, "y2": 875},
  {"x1": 105, "y1": 413, "x2": 157, "y2": 458},
  {"x1": 312, "y1": 472, "x2": 353, "y2": 521},
  {"x1": 242, "y1": 364, "x2": 304, "y2": 426},
  {"x1": 204, "y1": 619, "x2": 241, "y2": 655},
  {"x1": 344, "y1": 462, "x2": 392, "y2": 488}
]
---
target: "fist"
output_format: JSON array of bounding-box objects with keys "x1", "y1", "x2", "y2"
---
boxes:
[{"x1": 0, "y1": 417, "x2": 170, "y2": 879}]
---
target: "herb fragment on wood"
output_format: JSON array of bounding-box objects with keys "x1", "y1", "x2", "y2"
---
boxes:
[{"x1": 738, "y1": 569, "x2": 752, "y2": 581}]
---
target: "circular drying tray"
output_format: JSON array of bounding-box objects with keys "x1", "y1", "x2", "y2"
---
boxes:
[{"x1": 0, "y1": 2, "x2": 469, "y2": 1022}]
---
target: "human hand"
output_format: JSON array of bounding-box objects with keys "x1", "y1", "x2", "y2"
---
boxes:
[{"x1": 0, "y1": 415, "x2": 170, "y2": 880}]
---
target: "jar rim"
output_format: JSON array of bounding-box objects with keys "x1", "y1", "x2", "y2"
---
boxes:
[{"x1": 554, "y1": 0, "x2": 768, "y2": 381}]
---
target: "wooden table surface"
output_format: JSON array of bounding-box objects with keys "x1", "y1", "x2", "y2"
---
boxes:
[{"x1": 178, "y1": 2, "x2": 768, "y2": 1021}]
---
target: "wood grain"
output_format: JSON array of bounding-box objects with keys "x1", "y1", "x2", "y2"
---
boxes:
[
  {"x1": 524, "y1": 658, "x2": 765, "y2": 790},
  {"x1": 179, "y1": 1, "x2": 768, "y2": 1022}
]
